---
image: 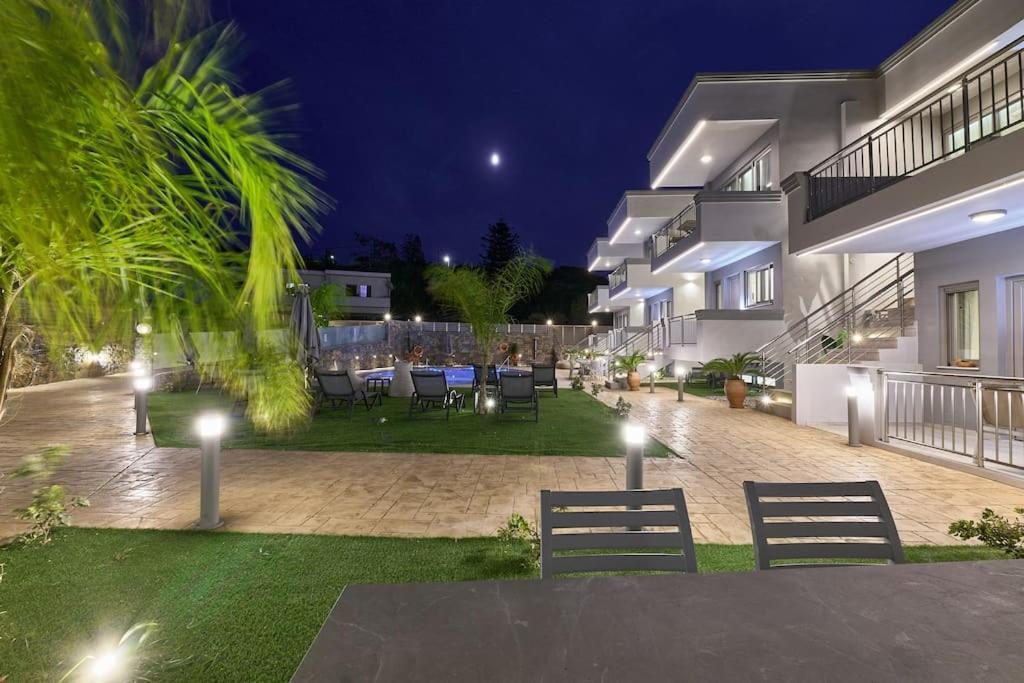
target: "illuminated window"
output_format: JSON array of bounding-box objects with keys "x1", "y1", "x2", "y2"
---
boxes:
[
  {"x1": 945, "y1": 284, "x2": 979, "y2": 368},
  {"x1": 724, "y1": 148, "x2": 771, "y2": 191},
  {"x1": 745, "y1": 264, "x2": 774, "y2": 307}
]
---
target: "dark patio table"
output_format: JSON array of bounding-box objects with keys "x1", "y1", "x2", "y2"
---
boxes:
[{"x1": 291, "y1": 560, "x2": 1024, "y2": 682}]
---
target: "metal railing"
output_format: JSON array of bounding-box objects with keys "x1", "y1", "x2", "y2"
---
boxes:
[
  {"x1": 881, "y1": 370, "x2": 1024, "y2": 471},
  {"x1": 666, "y1": 314, "x2": 697, "y2": 346},
  {"x1": 608, "y1": 263, "x2": 627, "y2": 291},
  {"x1": 807, "y1": 36, "x2": 1024, "y2": 219},
  {"x1": 384, "y1": 321, "x2": 605, "y2": 348},
  {"x1": 756, "y1": 253, "x2": 915, "y2": 390},
  {"x1": 652, "y1": 203, "x2": 698, "y2": 258}
]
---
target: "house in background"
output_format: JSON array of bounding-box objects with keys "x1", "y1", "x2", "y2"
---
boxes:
[
  {"x1": 296, "y1": 269, "x2": 392, "y2": 320},
  {"x1": 585, "y1": 0, "x2": 1024, "y2": 434}
]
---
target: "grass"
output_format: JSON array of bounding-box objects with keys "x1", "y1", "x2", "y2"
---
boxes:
[
  {"x1": 147, "y1": 388, "x2": 673, "y2": 457},
  {"x1": 0, "y1": 528, "x2": 1007, "y2": 681}
]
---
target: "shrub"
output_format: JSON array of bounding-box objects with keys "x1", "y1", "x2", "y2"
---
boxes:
[
  {"x1": 612, "y1": 396, "x2": 632, "y2": 420},
  {"x1": 949, "y1": 508, "x2": 1024, "y2": 558},
  {"x1": 496, "y1": 513, "x2": 540, "y2": 567},
  {"x1": 9, "y1": 446, "x2": 89, "y2": 545}
]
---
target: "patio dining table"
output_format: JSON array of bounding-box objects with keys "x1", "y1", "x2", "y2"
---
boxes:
[{"x1": 292, "y1": 559, "x2": 1024, "y2": 682}]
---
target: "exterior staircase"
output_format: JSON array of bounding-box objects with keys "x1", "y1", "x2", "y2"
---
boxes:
[{"x1": 755, "y1": 253, "x2": 916, "y2": 419}]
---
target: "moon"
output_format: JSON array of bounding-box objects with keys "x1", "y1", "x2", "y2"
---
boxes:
[{"x1": 490, "y1": 152, "x2": 501, "y2": 167}]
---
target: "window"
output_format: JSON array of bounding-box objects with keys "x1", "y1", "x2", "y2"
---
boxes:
[
  {"x1": 723, "y1": 148, "x2": 771, "y2": 192},
  {"x1": 358, "y1": 284, "x2": 371, "y2": 298},
  {"x1": 945, "y1": 284, "x2": 980, "y2": 368},
  {"x1": 745, "y1": 264, "x2": 774, "y2": 308},
  {"x1": 614, "y1": 310, "x2": 629, "y2": 329}
]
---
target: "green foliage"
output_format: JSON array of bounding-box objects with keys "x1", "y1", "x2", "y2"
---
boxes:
[
  {"x1": 427, "y1": 255, "x2": 551, "y2": 367},
  {"x1": 701, "y1": 352, "x2": 760, "y2": 380},
  {"x1": 309, "y1": 283, "x2": 343, "y2": 328},
  {"x1": 496, "y1": 513, "x2": 540, "y2": 567},
  {"x1": 0, "y1": 1, "x2": 327, "y2": 429},
  {"x1": 221, "y1": 348, "x2": 311, "y2": 434},
  {"x1": 480, "y1": 219, "x2": 521, "y2": 274},
  {"x1": 614, "y1": 350, "x2": 647, "y2": 374},
  {"x1": 589, "y1": 381, "x2": 602, "y2": 397},
  {"x1": 612, "y1": 396, "x2": 632, "y2": 420},
  {"x1": 570, "y1": 374, "x2": 584, "y2": 391},
  {"x1": 949, "y1": 508, "x2": 1024, "y2": 559},
  {"x1": 9, "y1": 446, "x2": 88, "y2": 544}
]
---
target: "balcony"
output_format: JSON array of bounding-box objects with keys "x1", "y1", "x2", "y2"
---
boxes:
[
  {"x1": 606, "y1": 190, "x2": 696, "y2": 246},
  {"x1": 650, "y1": 191, "x2": 785, "y2": 274},
  {"x1": 586, "y1": 237, "x2": 645, "y2": 272},
  {"x1": 661, "y1": 309, "x2": 786, "y2": 365},
  {"x1": 607, "y1": 259, "x2": 671, "y2": 301},
  {"x1": 792, "y1": 36, "x2": 1024, "y2": 255},
  {"x1": 587, "y1": 285, "x2": 618, "y2": 313}
]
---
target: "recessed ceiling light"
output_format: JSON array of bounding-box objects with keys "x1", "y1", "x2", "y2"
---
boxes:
[
  {"x1": 700, "y1": 155, "x2": 713, "y2": 164},
  {"x1": 969, "y1": 209, "x2": 1006, "y2": 224},
  {"x1": 633, "y1": 228, "x2": 642, "y2": 235},
  {"x1": 604, "y1": 260, "x2": 610, "y2": 267},
  {"x1": 700, "y1": 258, "x2": 712, "y2": 265}
]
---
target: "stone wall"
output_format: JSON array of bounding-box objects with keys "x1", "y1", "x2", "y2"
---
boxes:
[
  {"x1": 323, "y1": 323, "x2": 569, "y2": 370},
  {"x1": 10, "y1": 328, "x2": 132, "y2": 389}
]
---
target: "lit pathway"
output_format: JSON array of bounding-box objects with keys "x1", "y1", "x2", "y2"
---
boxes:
[{"x1": 1, "y1": 375, "x2": 1021, "y2": 543}]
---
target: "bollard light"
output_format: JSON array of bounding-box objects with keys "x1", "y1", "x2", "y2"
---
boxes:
[
  {"x1": 132, "y1": 376, "x2": 153, "y2": 436},
  {"x1": 622, "y1": 423, "x2": 646, "y2": 530},
  {"x1": 675, "y1": 365, "x2": 686, "y2": 402},
  {"x1": 485, "y1": 397, "x2": 496, "y2": 412},
  {"x1": 129, "y1": 359, "x2": 146, "y2": 377},
  {"x1": 195, "y1": 412, "x2": 226, "y2": 529},
  {"x1": 591, "y1": 319, "x2": 597, "y2": 327},
  {"x1": 845, "y1": 385, "x2": 862, "y2": 448},
  {"x1": 648, "y1": 363, "x2": 657, "y2": 394}
]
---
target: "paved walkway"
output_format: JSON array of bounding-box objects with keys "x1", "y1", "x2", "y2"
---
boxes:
[{"x1": 1, "y1": 375, "x2": 1021, "y2": 543}]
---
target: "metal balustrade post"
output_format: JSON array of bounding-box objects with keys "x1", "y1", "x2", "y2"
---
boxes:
[
  {"x1": 961, "y1": 75, "x2": 972, "y2": 152},
  {"x1": 896, "y1": 257, "x2": 905, "y2": 336},
  {"x1": 879, "y1": 372, "x2": 889, "y2": 443},
  {"x1": 974, "y1": 381, "x2": 985, "y2": 468},
  {"x1": 847, "y1": 313, "x2": 854, "y2": 363},
  {"x1": 866, "y1": 134, "x2": 874, "y2": 193}
]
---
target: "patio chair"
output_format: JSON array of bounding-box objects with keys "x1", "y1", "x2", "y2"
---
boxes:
[
  {"x1": 531, "y1": 364, "x2": 558, "y2": 397},
  {"x1": 539, "y1": 488, "x2": 698, "y2": 578},
  {"x1": 314, "y1": 369, "x2": 382, "y2": 417},
  {"x1": 743, "y1": 480, "x2": 905, "y2": 570},
  {"x1": 409, "y1": 370, "x2": 465, "y2": 420},
  {"x1": 498, "y1": 372, "x2": 538, "y2": 421},
  {"x1": 472, "y1": 363, "x2": 498, "y2": 394}
]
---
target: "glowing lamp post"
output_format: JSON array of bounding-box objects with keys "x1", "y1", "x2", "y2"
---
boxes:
[
  {"x1": 675, "y1": 365, "x2": 686, "y2": 402},
  {"x1": 648, "y1": 362, "x2": 656, "y2": 394},
  {"x1": 846, "y1": 385, "x2": 861, "y2": 448},
  {"x1": 623, "y1": 423, "x2": 646, "y2": 530},
  {"x1": 196, "y1": 413, "x2": 226, "y2": 529},
  {"x1": 132, "y1": 376, "x2": 153, "y2": 436}
]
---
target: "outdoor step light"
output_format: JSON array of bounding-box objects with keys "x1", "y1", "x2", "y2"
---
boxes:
[
  {"x1": 845, "y1": 385, "x2": 862, "y2": 448},
  {"x1": 675, "y1": 365, "x2": 686, "y2": 402},
  {"x1": 622, "y1": 423, "x2": 646, "y2": 530},
  {"x1": 132, "y1": 375, "x2": 153, "y2": 436},
  {"x1": 196, "y1": 412, "x2": 226, "y2": 530}
]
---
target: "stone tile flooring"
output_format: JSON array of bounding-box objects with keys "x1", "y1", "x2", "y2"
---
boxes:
[{"x1": 1, "y1": 375, "x2": 1021, "y2": 543}]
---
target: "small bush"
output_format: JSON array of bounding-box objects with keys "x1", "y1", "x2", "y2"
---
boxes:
[
  {"x1": 949, "y1": 508, "x2": 1024, "y2": 558},
  {"x1": 496, "y1": 513, "x2": 540, "y2": 567},
  {"x1": 612, "y1": 396, "x2": 632, "y2": 420}
]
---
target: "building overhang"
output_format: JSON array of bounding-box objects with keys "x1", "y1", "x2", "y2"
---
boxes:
[
  {"x1": 606, "y1": 190, "x2": 697, "y2": 245},
  {"x1": 650, "y1": 119, "x2": 777, "y2": 190},
  {"x1": 587, "y1": 238, "x2": 645, "y2": 272}
]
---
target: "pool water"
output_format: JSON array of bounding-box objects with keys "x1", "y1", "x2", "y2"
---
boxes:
[{"x1": 362, "y1": 365, "x2": 521, "y2": 386}]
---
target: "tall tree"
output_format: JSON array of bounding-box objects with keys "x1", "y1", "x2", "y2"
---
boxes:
[
  {"x1": 0, "y1": 1, "x2": 327, "y2": 428},
  {"x1": 427, "y1": 255, "x2": 551, "y2": 404},
  {"x1": 480, "y1": 219, "x2": 521, "y2": 274},
  {"x1": 352, "y1": 233, "x2": 398, "y2": 271},
  {"x1": 400, "y1": 234, "x2": 426, "y2": 266}
]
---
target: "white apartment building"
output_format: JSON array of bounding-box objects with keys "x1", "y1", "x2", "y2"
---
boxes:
[
  {"x1": 587, "y1": 0, "x2": 1024, "y2": 467},
  {"x1": 296, "y1": 269, "x2": 392, "y2": 319}
]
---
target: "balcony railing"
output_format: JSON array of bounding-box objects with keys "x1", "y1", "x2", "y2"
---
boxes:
[
  {"x1": 666, "y1": 314, "x2": 697, "y2": 346},
  {"x1": 608, "y1": 263, "x2": 627, "y2": 291},
  {"x1": 807, "y1": 36, "x2": 1024, "y2": 220},
  {"x1": 652, "y1": 203, "x2": 698, "y2": 258}
]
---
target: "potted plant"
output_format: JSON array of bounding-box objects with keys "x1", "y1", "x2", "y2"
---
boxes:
[
  {"x1": 701, "y1": 352, "x2": 760, "y2": 409},
  {"x1": 614, "y1": 351, "x2": 647, "y2": 391},
  {"x1": 508, "y1": 342, "x2": 520, "y2": 366}
]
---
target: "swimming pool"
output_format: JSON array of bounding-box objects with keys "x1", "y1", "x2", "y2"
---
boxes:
[{"x1": 362, "y1": 365, "x2": 522, "y2": 386}]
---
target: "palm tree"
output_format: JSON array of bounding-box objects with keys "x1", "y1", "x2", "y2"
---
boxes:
[
  {"x1": 427, "y1": 255, "x2": 550, "y2": 405},
  {"x1": 701, "y1": 352, "x2": 761, "y2": 409},
  {"x1": 0, "y1": 1, "x2": 328, "y2": 429}
]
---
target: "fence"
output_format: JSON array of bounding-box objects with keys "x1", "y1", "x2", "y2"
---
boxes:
[
  {"x1": 327, "y1": 320, "x2": 608, "y2": 349},
  {"x1": 880, "y1": 370, "x2": 1024, "y2": 470}
]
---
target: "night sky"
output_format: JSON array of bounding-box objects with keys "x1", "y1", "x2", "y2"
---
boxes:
[{"x1": 213, "y1": 0, "x2": 956, "y2": 267}]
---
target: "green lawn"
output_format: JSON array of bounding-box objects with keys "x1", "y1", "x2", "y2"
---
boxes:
[
  {"x1": 147, "y1": 388, "x2": 673, "y2": 457},
  {"x1": 0, "y1": 529, "x2": 1005, "y2": 682}
]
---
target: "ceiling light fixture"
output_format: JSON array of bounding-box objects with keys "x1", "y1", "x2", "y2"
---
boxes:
[
  {"x1": 700, "y1": 258, "x2": 712, "y2": 265},
  {"x1": 634, "y1": 228, "x2": 642, "y2": 235},
  {"x1": 969, "y1": 209, "x2": 1006, "y2": 224},
  {"x1": 700, "y1": 155, "x2": 713, "y2": 164}
]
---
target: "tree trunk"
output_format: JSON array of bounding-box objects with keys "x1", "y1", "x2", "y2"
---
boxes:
[{"x1": 0, "y1": 320, "x2": 21, "y2": 422}]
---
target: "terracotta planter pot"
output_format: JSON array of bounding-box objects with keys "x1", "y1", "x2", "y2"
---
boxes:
[
  {"x1": 724, "y1": 378, "x2": 747, "y2": 408},
  {"x1": 626, "y1": 371, "x2": 641, "y2": 391}
]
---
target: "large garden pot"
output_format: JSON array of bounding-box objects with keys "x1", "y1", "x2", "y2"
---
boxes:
[
  {"x1": 390, "y1": 360, "x2": 414, "y2": 398},
  {"x1": 626, "y1": 371, "x2": 641, "y2": 391},
  {"x1": 724, "y1": 378, "x2": 747, "y2": 408}
]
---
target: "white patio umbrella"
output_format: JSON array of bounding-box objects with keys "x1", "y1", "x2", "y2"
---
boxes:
[{"x1": 290, "y1": 284, "x2": 321, "y2": 371}]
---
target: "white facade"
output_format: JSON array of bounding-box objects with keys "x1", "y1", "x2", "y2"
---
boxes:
[
  {"x1": 296, "y1": 269, "x2": 392, "y2": 319},
  {"x1": 586, "y1": 0, "x2": 1024, "y2": 423}
]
